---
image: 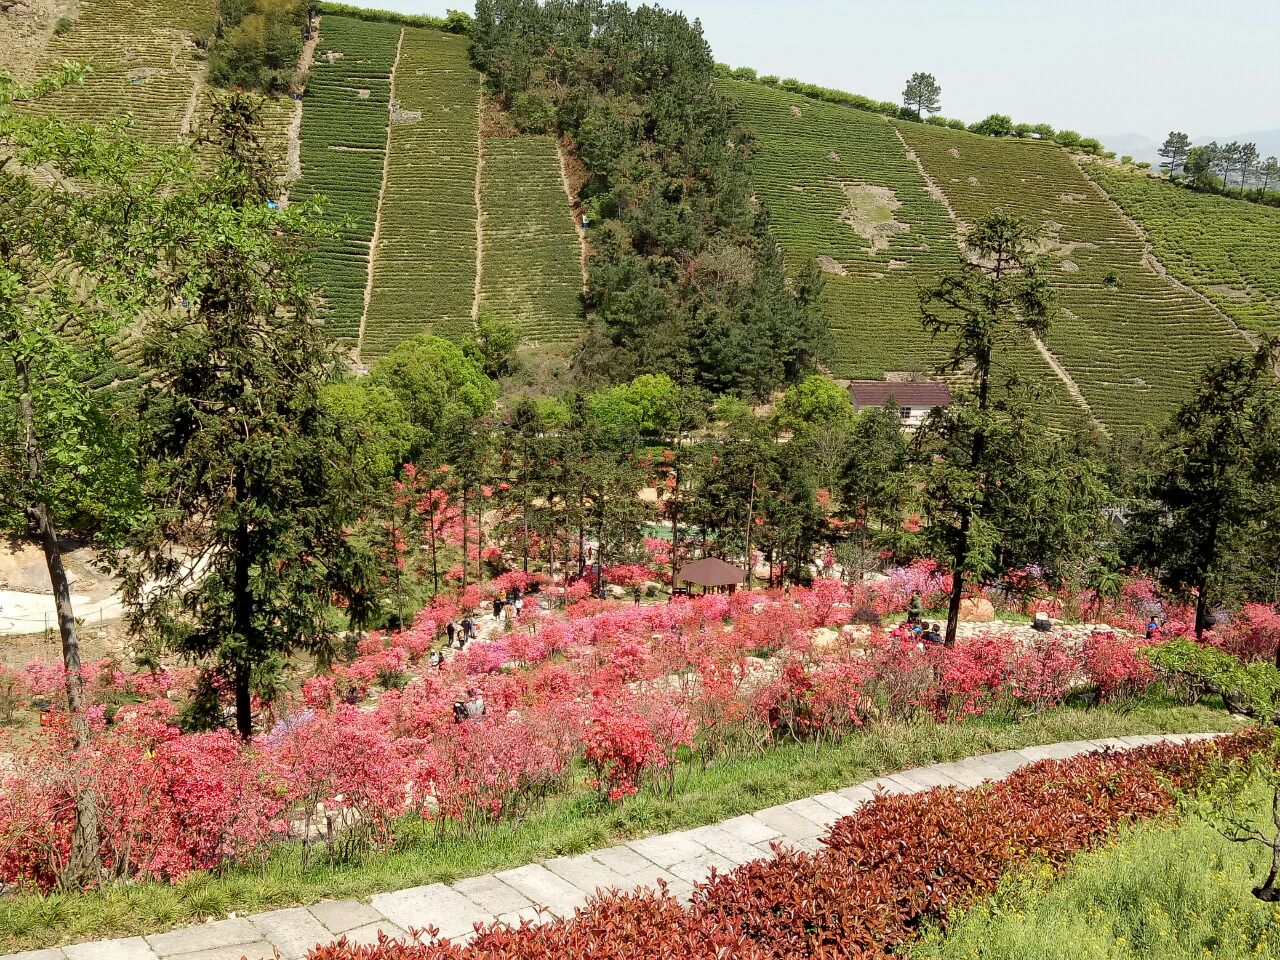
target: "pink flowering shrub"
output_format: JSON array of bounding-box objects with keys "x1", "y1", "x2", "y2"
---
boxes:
[
  {"x1": 1081, "y1": 630, "x2": 1156, "y2": 702},
  {"x1": 1206, "y1": 603, "x2": 1280, "y2": 662},
  {"x1": 582, "y1": 691, "x2": 693, "y2": 801}
]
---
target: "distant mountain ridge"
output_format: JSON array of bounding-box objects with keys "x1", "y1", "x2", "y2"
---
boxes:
[{"x1": 1101, "y1": 129, "x2": 1280, "y2": 166}]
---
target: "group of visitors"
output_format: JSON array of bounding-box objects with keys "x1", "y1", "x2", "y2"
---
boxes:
[
  {"x1": 444, "y1": 616, "x2": 476, "y2": 649},
  {"x1": 905, "y1": 591, "x2": 943, "y2": 645},
  {"x1": 453, "y1": 688, "x2": 486, "y2": 723},
  {"x1": 492, "y1": 585, "x2": 525, "y2": 626}
]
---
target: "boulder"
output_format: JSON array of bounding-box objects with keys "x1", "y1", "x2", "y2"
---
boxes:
[{"x1": 958, "y1": 597, "x2": 996, "y2": 622}]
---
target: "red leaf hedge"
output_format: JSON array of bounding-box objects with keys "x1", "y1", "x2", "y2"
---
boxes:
[{"x1": 307, "y1": 731, "x2": 1265, "y2": 960}]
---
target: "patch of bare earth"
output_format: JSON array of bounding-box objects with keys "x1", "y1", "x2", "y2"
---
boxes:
[
  {"x1": 1207, "y1": 283, "x2": 1253, "y2": 300},
  {"x1": 836, "y1": 181, "x2": 909, "y2": 254},
  {"x1": 817, "y1": 255, "x2": 847, "y2": 276},
  {"x1": 0, "y1": 0, "x2": 74, "y2": 84}
]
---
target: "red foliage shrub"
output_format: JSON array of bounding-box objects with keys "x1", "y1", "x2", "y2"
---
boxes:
[{"x1": 1081, "y1": 630, "x2": 1155, "y2": 701}]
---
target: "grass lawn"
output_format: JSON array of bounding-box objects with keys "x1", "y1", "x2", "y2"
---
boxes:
[
  {"x1": 912, "y1": 774, "x2": 1280, "y2": 959},
  {"x1": 0, "y1": 694, "x2": 1239, "y2": 951}
]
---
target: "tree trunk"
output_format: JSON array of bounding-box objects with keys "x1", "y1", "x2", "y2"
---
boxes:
[
  {"x1": 461, "y1": 485, "x2": 469, "y2": 590},
  {"x1": 1253, "y1": 785, "x2": 1280, "y2": 901},
  {"x1": 18, "y1": 355, "x2": 100, "y2": 890},
  {"x1": 232, "y1": 518, "x2": 254, "y2": 741},
  {"x1": 427, "y1": 499, "x2": 439, "y2": 594},
  {"x1": 743, "y1": 464, "x2": 756, "y2": 589}
]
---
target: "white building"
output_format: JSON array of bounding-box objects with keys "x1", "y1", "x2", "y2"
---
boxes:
[{"x1": 847, "y1": 380, "x2": 953, "y2": 430}]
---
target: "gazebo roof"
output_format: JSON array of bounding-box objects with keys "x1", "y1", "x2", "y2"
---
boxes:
[{"x1": 677, "y1": 556, "x2": 746, "y2": 588}]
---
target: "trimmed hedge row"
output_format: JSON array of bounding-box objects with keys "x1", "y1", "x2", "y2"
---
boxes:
[{"x1": 306, "y1": 730, "x2": 1265, "y2": 960}]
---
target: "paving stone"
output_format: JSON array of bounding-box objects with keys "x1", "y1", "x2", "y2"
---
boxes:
[
  {"x1": 338, "y1": 922, "x2": 409, "y2": 949},
  {"x1": 588, "y1": 843, "x2": 654, "y2": 876},
  {"x1": 66, "y1": 939, "x2": 159, "y2": 960},
  {"x1": 666, "y1": 851, "x2": 736, "y2": 886},
  {"x1": 147, "y1": 920, "x2": 261, "y2": 957},
  {"x1": 451, "y1": 874, "x2": 531, "y2": 916},
  {"x1": 716, "y1": 813, "x2": 779, "y2": 845},
  {"x1": 543, "y1": 853, "x2": 632, "y2": 896},
  {"x1": 9, "y1": 951, "x2": 67, "y2": 960},
  {"x1": 152, "y1": 942, "x2": 276, "y2": 960},
  {"x1": 626, "y1": 831, "x2": 708, "y2": 869},
  {"x1": 620, "y1": 858, "x2": 687, "y2": 892},
  {"x1": 786, "y1": 797, "x2": 841, "y2": 827},
  {"x1": 977, "y1": 749, "x2": 1032, "y2": 773},
  {"x1": 931, "y1": 762, "x2": 989, "y2": 788},
  {"x1": 752, "y1": 804, "x2": 825, "y2": 841},
  {"x1": 683, "y1": 824, "x2": 768, "y2": 865},
  {"x1": 1017, "y1": 745, "x2": 1057, "y2": 762},
  {"x1": 308, "y1": 900, "x2": 385, "y2": 936},
  {"x1": 791, "y1": 836, "x2": 828, "y2": 854},
  {"x1": 809, "y1": 791, "x2": 862, "y2": 817},
  {"x1": 887, "y1": 774, "x2": 929, "y2": 793},
  {"x1": 250, "y1": 907, "x2": 333, "y2": 959},
  {"x1": 495, "y1": 864, "x2": 589, "y2": 913},
  {"x1": 1034, "y1": 741, "x2": 1090, "y2": 760},
  {"x1": 953, "y1": 757, "x2": 1006, "y2": 784},
  {"x1": 835, "y1": 784, "x2": 877, "y2": 806},
  {"x1": 896, "y1": 766, "x2": 966, "y2": 789},
  {"x1": 372, "y1": 883, "x2": 493, "y2": 941}
]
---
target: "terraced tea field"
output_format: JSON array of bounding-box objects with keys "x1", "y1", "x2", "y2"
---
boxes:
[
  {"x1": 27, "y1": 0, "x2": 215, "y2": 144},
  {"x1": 362, "y1": 28, "x2": 480, "y2": 357},
  {"x1": 897, "y1": 122, "x2": 1250, "y2": 436},
  {"x1": 726, "y1": 80, "x2": 1092, "y2": 432},
  {"x1": 478, "y1": 134, "x2": 584, "y2": 346},
  {"x1": 293, "y1": 14, "x2": 400, "y2": 344},
  {"x1": 1088, "y1": 165, "x2": 1280, "y2": 337}
]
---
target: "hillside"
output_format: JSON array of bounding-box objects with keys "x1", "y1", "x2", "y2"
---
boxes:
[
  {"x1": 1087, "y1": 164, "x2": 1280, "y2": 337},
  {"x1": 4, "y1": 0, "x2": 1273, "y2": 437}
]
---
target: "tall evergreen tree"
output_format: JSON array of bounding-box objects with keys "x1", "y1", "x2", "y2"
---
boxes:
[
  {"x1": 1158, "y1": 131, "x2": 1190, "y2": 178},
  {"x1": 121, "y1": 93, "x2": 372, "y2": 739},
  {"x1": 1129, "y1": 343, "x2": 1280, "y2": 638},
  {"x1": 901, "y1": 72, "x2": 942, "y2": 119},
  {"x1": 918, "y1": 213, "x2": 1055, "y2": 645}
]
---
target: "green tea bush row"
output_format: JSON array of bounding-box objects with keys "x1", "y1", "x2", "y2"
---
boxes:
[
  {"x1": 293, "y1": 14, "x2": 400, "y2": 342},
  {"x1": 363, "y1": 28, "x2": 479, "y2": 358},
  {"x1": 898, "y1": 122, "x2": 1247, "y2": 436},
  {"x1": 31, "y1": 0, "x2": 215, "y2": 144},
  {"x1": 726, "y1": 79, "x2": 1089, "y2": 433},
  {"x1": 1090, "y1": 164, "x2": 1280, "y2": 337},
  {"x1": 478, "y1": 133, "x2": 584, "y2": 346}
]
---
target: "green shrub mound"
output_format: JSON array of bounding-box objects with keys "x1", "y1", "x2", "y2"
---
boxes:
[{"x1": 914, "y1": 778, "x2": 1280, "y2": 959}]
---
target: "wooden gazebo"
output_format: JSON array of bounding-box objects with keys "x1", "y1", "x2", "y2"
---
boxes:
[{"x1": 676, "y1": 557, "x2": 746, "y2": 594}]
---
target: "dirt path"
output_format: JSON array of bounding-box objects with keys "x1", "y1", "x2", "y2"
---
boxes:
[
  {"x1": 177, "y1": 59, "x2": 203, "y2": 137},
  {"x1": 357, "y1": 26, "x2": 404, "y2": 365},
  {"x1": 556, "y1": 138, "x2": 588, "y2": 289},
  {"x1": 893, "y1": 125, "x2": 1107, "y2": 432},
  {"x1": 470, "y1": 90, "x2": 486, "y2": 326},
  {"x1": 1072, "y1": 155, "x2": 1258, "y2": 351},
  {"x1": 284, "y1": 18, "x2": 321, "y2": 185},
  {"x1": 1030, "y1": 327, "x2": 1108, "y2": 436}
]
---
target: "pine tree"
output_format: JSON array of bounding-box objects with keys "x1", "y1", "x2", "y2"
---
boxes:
[
  {"x1": 902, "y1": 72, "x2": 942, "y2": 119},
  {"x1": 919, "y1": 213, "x2": 1055, "y2": 645},
  {"x1": 122, "y1": 93, "x2": 373, "y2": 739},
  {"x1": 1158, "y1": 131, "x2": 1190, "y2": 178}
]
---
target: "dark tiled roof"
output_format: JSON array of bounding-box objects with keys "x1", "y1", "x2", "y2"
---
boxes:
[
  {"x1": 677, "y1": 556, "x2": 746, "y2": 587},
  {"x1": 847, "y1": 381, "x2": 953, "y2": 408}
]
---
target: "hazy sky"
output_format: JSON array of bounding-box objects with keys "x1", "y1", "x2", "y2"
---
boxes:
[{"x1": 343, "y1": 0, "x2": 1279, "y2": 139}]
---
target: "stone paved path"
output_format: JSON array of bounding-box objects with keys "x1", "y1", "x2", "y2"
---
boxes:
[{"x1": 7, "y1": 733, "x2": 1222, "y2": 960}]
